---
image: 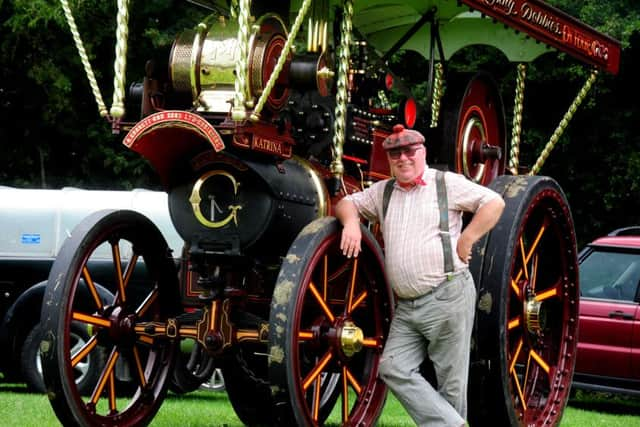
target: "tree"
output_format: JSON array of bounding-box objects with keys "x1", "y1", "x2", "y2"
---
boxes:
[
  {"x1": 1, "y1": 0, "x2": 639, "y2": 244},
  {"x1": 0, "y1": 0, "x2": 206, "y2": 189}
]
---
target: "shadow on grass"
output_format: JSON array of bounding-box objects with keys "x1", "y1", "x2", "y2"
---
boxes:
[
  {"x1": 0, "y1": 383, "x2": 31, "y2": 394},
  {"x1": 167, "y1": 390, "x2": 230, "y2": 403},
  {"x1": 569, "y1": 390, "x2": 640, "y2": 415},
  {"x1": 1, "y1": 382, "x2": 230, "y2": 403}
]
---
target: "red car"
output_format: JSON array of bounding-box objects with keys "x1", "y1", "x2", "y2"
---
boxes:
[{"x1": 574, "y1": 227, "x2": 640, "y2": 396}]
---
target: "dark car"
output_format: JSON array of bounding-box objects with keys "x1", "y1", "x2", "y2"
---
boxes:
[
  {"x1": 574, "y1": 226, "x2": 640, "y2": 396},
  {"x1": 0, "y1": 187, "x2": 183, "y2": 392}
]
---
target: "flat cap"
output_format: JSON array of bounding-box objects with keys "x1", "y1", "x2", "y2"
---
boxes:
[{"x1": 382, "y1": 124, "x2": 425, "y2": 150}]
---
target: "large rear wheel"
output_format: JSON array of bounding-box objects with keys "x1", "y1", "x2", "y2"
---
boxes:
[
  {"x1": 269, "y1": 217, "x2": 393, "y2": 426},
  {"x1": 440, "y1": 72, "x2": 507, "y2": 185},
  {"x1": 468, "y1": 175, "x2": 579, "y2": 426},
  {"x1": 40, "y1": 210, "x2": 181, "y2": 427}
]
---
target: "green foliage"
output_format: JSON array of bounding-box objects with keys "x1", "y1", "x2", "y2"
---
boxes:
[
  {"x1": 0, "y1": 0, "x2": 208, "y2": 189},
  {"x1": 1, "y1": 0, "x2": 639, "y2": 241}
]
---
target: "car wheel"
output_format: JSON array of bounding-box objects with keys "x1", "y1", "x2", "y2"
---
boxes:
[
  {"x1": 199, "y1": 368, "x2": 225, "y2": 392},
  {"x1": 21, "y1": 324, "x2": 47, "y2": 393},
  {"x1": 22, "y1": 322, "x2": 107, "y2": 395}
]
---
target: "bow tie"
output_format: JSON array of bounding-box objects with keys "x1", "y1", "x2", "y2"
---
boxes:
[{"x1": 397, "y1": 177, "x2": 427, "y2": 189}]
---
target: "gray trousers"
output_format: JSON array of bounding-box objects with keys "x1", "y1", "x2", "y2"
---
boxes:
[{"x1": 379, "y1": 269, "x2": 476, "y2": 427}]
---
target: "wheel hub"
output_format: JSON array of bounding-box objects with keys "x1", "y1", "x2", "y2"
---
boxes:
[
  {"x1": 107, "y1": 306, "x2": 137, "y2": 343},
  {"x1": 339, "y1": 320, "x2": 364, "y2": 357},
  {"x1": 525, "y1": 298, "x2": 548, "y2": 334},
  {"x1": 461, "y1": 117, "x2": 486, "y2": 182}
]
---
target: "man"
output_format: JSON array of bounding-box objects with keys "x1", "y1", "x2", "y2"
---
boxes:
[{"x1": 335, "y1": 124, "x2": 504, "y2": 426}]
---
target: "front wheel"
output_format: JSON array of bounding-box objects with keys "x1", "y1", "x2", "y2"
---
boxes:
[
  {"x1": 40, "y1": 209, "x2": 181, "y2": 427},
  {"x1": 269, "y1": 217, "x2": 393, "y2": 426}
]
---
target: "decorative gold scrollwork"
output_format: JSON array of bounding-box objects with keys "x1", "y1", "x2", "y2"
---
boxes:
[{"x1": 189, "y1": 170, "x2": 242, "y2": 228}]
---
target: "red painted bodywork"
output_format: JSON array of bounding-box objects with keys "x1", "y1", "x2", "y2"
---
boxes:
[{"x1": 461, "y1": 0, "x2": 621, "y2": 74}]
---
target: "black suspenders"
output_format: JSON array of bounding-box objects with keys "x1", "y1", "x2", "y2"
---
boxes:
[{"x1": 381, "y1": 171, "x2": 454, "y2": 274}]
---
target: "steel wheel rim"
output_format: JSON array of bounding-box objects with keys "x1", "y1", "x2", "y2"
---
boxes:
[
  {"x1": 291, "y1": 237, "x2": 386, "y2": 424},
  {"x1": 41, "y1": 211, "x2": 178, "y2": 426},
  {"x1": 503, "y1": 188, "x2": 578, "y2": 425},
  {"x1": 62, "y1": 231, "x2": 167, "y2": 424},
  {"x1": 270, "y1": 218, "x2": 392, "y2": 426}
]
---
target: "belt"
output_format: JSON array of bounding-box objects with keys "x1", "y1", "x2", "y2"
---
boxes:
[{"x1": 397, "y1": 270, "x2": 467, "y2": 302}]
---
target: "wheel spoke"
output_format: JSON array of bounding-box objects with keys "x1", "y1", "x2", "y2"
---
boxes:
[
  {"x1": 308, "y1": 281, "x2": 335, "y2": 322},
  {"x1": 108, "y1": 370, "x2": 117, "y2": 413},
  {"x1": 122, "y1": 252, "x2": 139, "y2": 294},
  {"x1": 347, "y1": 258, "x2": 358, "y2": 314},
  {"x1": 136, "y1": 287, "x2": 158, "y2": 317},
  {"x1": 72, "y1": 311, "x2": 111, "y2": 328},
  {"x1": 509, "y1": 338, "x2": 524, "y2": 374},
  {"x1": 510, "y1": 278, "x2": 522, "y2": 300},
  {"x1": 71, "y1": 335, "x2": 98, "y2": 368},
  {"x1": 132, "y1": 345, "x2": 148, "y2": 388},
  {"x1": 298, "y1": 330, "x2": 314, "y2": 341},
  {"x1": 82, "y1": 267, "x2": 104, "y2": 310},
  {"x1": 302, "y1": 351, "x2": 333, "y2": 391},
  {"x1": 361, "y1": 337, "x2": 378, "y2": 348},
  {"x1": 322, "y1": 255, "x2": 328, "y2": 300},
  {"x1": 529, "y1": 349, "x2": 550, "y2": 374},
  {"x1": 524, "y1": 222, "x2": 548, "y2": 268},
  {"x1": 535, "y1": 283, "x2": 560, "y2": 301},
  {"x1": 344, "y1": 366, "x2": 361, "y2": 394},
  {"x1": 519, "y1": 236, "x2": 529, "y2": 281},
  {"x1": 350, "y1": 290, "x2": 368, "y2": 312},
  {"x1": 515, "y1": 220, "x2": 548, "y2": 284},
  {"x1": 341, "y1": 366, "x2": 349, "y2": 423},
  {"x1": 512, "y1": 367, "x2": 526, "y2": 409},
  {"x1": 312, "y1": 376, "x2": 321, "y2": 422},
  {"x1": 507, "y1": 316, "x2": 521, "y2": 331},
  {"x1": 111, "y1": 240, "x2": 127, "y2": 303},
  {"x1": 529, "y1": 253, "x2": 539, "y2": 291},
  {"x1": 90, "y1": 348, "x2": 120, "y2": 406}
]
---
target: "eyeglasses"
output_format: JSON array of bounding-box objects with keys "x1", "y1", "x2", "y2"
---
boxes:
[{"x1": 387, "y1": 144, "x2": 423, "y2": 160}]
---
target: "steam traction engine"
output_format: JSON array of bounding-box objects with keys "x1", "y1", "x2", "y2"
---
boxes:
[{"x1": 41, "y1": 0, "x2": 620, "y2": 426}]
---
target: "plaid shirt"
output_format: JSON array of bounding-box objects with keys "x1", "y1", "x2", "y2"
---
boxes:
[{"x1": 346, "y1": 168, "x2": 500, "y2": 299}]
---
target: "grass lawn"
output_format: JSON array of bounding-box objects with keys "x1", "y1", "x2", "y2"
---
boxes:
[{"x1": 1, "y1": 382, "x2": 639, "y2": 426}]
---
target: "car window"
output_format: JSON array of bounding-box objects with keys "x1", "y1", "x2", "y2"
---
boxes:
[{"x1": 580, "y1": 249, "x2": 640, "y2": 302}]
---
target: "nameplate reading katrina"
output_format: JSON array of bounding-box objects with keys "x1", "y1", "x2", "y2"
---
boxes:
[{"x1": 252, "y1": 135, "x2": 292, "y2": 157}]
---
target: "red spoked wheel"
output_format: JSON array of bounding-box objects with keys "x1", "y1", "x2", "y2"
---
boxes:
[
  {"x1": 440, "y1": 72, "x2": 506, "y2": 186},
  {"x1": 269, "y1": 217, "x2": 393, "y2": 426},
  {"x1": 468, "y1": 176, "x2": 579, "y2": 426},
  {"x1": 40, "y1": 210, "x2": 181, "y2": 427}
]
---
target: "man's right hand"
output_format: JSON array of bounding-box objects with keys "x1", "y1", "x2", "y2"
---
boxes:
[
  {"x1": 340, "y1": 221, "x2": 362, "y2": 258},
  {"x1": 335, "y1": 198, "x2": 363, "y2": 258}
]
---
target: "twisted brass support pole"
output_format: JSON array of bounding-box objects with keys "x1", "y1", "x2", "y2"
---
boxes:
[
  {"x1": 509, "y1": 63, "x2": 527, "y2": 175},
  {"x1": 59, "y1": 0, "x2": 108, "y2": 117},
  {"x1": 331, "y1": 0, "x2": 354, "y2": 182},
  {"x1": 110, "y1": 0, "x2": 130, "y2": 119},
  {"x1": 529, "y1": 69, "x2": 598, "y2": 175},
  {"x1": 430, "y1": 62, "x2": 444, "y2": 128},
  {"x1": 231, "y1": 0, "x2": 250, "y2": 121}
]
